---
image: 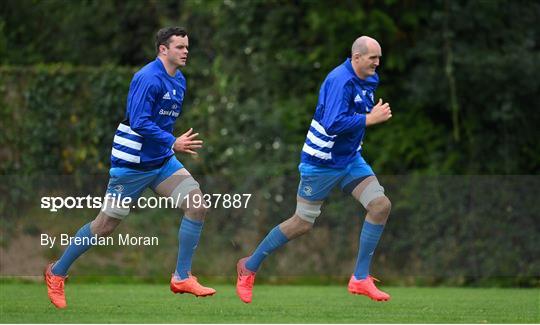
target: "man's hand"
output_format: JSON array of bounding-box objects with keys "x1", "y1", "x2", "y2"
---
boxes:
[
  {"x1": 366, "y1": 98, "x2": 392, "y2": 126},
  {"x1": 173, "y1": 128, "x2": 203, "y2": 155}
]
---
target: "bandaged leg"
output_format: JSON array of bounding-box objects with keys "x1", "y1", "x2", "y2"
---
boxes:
[
  {"x1": 353, "y1": 177, "x2": 386, "y2": 209},
  {"x1": 101, "y1": 196, "x2": 130, "y2": 219},
  {"x1": 153, "y1": 168, "x2": 200, "y2": 209},
  {"x1": 294, "y1": 197, "x2": 322, "y2": 224},
  {"x1": 154, "y1": 169, "x2": 207, "y2": 280},
  {"x1": 351, "y1": 177, "x2": 391, "y2": 279},
  {"x1": 170, "y1": 177, "x2": 201, "y2": 209}
]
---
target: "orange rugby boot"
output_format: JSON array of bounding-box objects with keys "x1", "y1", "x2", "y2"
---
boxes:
[
  {"x1": 236, "y1": 257, "x2": 256, "y2": 303},
  {"x1": 348, "y1": 275, "x2": 391, "y2": 301},
  {"x1": 170, "y1": 274, "x2": 216, "y2": 297},
  {"x1": 44, "y1": 263, "x2": 67, "y2": 308}
]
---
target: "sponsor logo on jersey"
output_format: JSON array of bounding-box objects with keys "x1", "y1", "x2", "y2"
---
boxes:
[
  {"x1": 354, "y1": 94, "x2": 362, "y2": 103},
  {"x1": 162, "y1": 92, "x2": 171, "y2": 100},
  {"x1": 159, "y1": 109, "x2": 179, "y2": 117}
]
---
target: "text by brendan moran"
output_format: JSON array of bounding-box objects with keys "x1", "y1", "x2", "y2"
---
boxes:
[{"x1": 40, "y1": 233, "x2": 159, "y2": 248}]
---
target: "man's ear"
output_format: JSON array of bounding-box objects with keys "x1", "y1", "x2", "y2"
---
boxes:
[{"x1": 159, "y1": 44, "x2": 168, "y2": 55}]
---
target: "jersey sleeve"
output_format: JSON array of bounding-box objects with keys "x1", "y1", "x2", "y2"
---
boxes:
[
  {"x1": 128, "y1": 77, "x2": 176, "y2": 148},
  {"x1": 320, "y1": 80, "x2": 366, "y2": 135}
]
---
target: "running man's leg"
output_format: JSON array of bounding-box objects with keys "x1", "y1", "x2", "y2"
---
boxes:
[
  {"x1": 236, "y1": 196, "x2": 322, "y2": 303},
  {"x1": 350, "y1": 175, "x2": 391, "y2": 280},
  {"x1": 341, "y1": 158, "x2": 391, "y2": 301},
  {"x1": 153, "y1": 163, "x2": 215, "y2": 296},
  {"x1": 51, "y1": 166, "x2": 150, "y2": 277},
  {"x1": 46, "y1": 167, "x2": 151, "y2": 308},
  {"x1": 51, "y1": 211, "x2": 122, "y2": 276},
  {"x1": 154, "y1": 167, "x2": 206, "y2": 279},
  {"x1": 46, "y1": 201, "x2": 126, "y2": 308},
  {"x1": 244, "y1": 196, "x2": 321, "y2": 272},
  {"x1": 236, "y1": 162, "x2": 341, "y2": 303},
  {"x1": 45, "y1": 211, "x2": 120, "y2": 309}
]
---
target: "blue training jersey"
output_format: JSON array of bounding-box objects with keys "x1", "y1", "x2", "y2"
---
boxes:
[
  {"x1": 110, "y1": 58, "x2": 186, "y2": 170},
  {"x1": 301, "y1": 58, "x2": 379, "y2": 168}
]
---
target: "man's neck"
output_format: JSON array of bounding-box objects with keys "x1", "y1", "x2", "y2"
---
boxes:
[
  {"x1": 351, "y1": 63, "x2": 367, "y2": 80},
  {"x1": 158, "y1": 56, "x2": 177, "y2": 77}
]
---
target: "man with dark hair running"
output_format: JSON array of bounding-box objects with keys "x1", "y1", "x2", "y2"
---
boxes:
[{"x1": 45, "y1": 27, "x2": 216, "y2": 309}]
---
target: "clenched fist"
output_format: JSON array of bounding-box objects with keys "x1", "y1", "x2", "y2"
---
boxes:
[{"x1": 366, "y1": 98, "x2": 392, "y2": 126}]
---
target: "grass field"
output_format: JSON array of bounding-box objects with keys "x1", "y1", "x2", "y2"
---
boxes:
[{"x1": 1, "y1": 282, "x2": 538, "y2": 323}]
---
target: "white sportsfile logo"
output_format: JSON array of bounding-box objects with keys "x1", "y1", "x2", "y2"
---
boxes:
[
  {"x1": 162, "y1": 92, "x2": 171, "y2": 100},
  {"x1": 354, "y1": 94, "x2": 362, "y2": 103}
]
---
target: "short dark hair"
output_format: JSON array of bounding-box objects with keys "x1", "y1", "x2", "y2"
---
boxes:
[{"x1": 155, "y1": 27, "x2": 188, "y2": 54}]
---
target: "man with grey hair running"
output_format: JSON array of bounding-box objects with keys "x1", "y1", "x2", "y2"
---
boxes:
[{"x1": 236, "y1": 36, "x2": 393, "y2": 303}]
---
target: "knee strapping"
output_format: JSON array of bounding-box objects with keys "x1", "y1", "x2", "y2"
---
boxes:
[
  {"x1": 295, "y1": 201, "x2": 322, "y2": 223},
  {"x1": 101, "y1": 200, "x2": 130, "y2": 219},
  {"x1": 359, "y1": 179, "x2": 385, "y2": 208},
  {"x1": 170, "y1": 177, "x2": 200, "y2": 208}
]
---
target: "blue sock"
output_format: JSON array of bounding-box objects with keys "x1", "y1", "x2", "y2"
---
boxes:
[
  {"x1": 174, "y1": 217, "x2": 203, "y2": 280},
  {"x1": 354, "y1": 220, "x2": 385, "y2": 280},
  {"x1": 245, "y1": 226, "x2": 289, "y2": 272},
  {"x1": 51, "y1": 222, "x2": 94, "y2": 276}
]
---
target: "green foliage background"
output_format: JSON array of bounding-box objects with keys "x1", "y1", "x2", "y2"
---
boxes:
[{"x1": 1, "y1": 0, "x2": 539, "y2": 285}]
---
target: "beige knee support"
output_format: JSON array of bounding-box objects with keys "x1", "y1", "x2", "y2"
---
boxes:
[
  {"x1": 170, "y1": 177, "x2": 200, "y2": 208},
  {"x1": 101, "y1": 198, "x2": 130, "y2": 219},
  {"x1": 295, "y1": 201, "x2": 322, "y2": 223},
  {"x1": 359, "y1": 179, "x2": 385, "y2": 208}
]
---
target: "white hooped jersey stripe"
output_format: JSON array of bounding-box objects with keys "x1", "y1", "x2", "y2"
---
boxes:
[
  {"x1": 302, "y1": 143, "x2": 332, "y2": 160},
  {"x1": 111, "y1": 123, "x2": 143, "y2": 164},
  {"x1": 301, "y1": 119, "x2": 334, "y2": 160},
  {"x1": 310, "y1": 119, "x2": 336, "y2": 138},
  {"x1": 111, "y1": 148, "x2": 140, "y2": 163},
  {"x1": 113, "y1": 135, "x2": 142, "y2": 150},
  {"x1": 117, "y1": 123, "x2": 142, "y2": 137},
  {"x1": 306, "y1": 130, "x2": 335, "y2": 149}
]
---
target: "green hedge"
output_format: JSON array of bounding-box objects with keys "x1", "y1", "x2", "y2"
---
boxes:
[
  {"x1": 1, "y1": 66, "x2": 538, "y2": 286},
  {"x1": 1, "y1": 65, "x2": 133, "y2": 175}
]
